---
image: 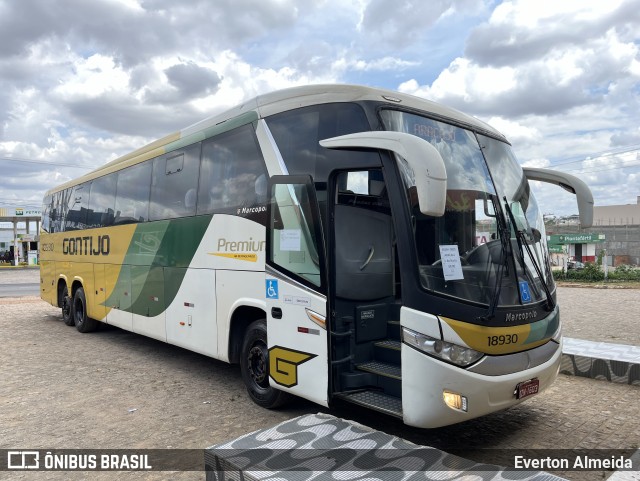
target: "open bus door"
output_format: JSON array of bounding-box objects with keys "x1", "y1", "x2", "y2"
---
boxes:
[{"x1": 265, "y1": 175, "x2": 330, "y2": 407}]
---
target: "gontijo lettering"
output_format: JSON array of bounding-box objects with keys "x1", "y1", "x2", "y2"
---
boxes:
[{"x1": 62, "y1": 235, "x2": 110, "y2": 256}]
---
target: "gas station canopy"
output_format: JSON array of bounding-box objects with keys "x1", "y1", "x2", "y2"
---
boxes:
[{"x1": 0, "y1": 207, "x2": 42, "y2": 266}]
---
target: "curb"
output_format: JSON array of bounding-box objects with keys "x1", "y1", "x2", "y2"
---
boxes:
[{"x1": 561, "y1": 337, "x2": 640, "y2": 386}]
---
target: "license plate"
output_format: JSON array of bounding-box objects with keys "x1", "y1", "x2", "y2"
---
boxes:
[{"x1": 516, "y1": 378, "x2": 539, "y2": 399}]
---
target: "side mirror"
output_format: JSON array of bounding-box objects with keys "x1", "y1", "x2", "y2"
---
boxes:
[
  {"x1": 320, "y1": 131, "x2": 447, "y2": 216},
  {"x1": 523, "y1": 167, "x2": 594, "y2": 227}
]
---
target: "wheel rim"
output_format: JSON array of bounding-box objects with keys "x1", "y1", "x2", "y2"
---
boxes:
[{"x1": 247, "y1": 342, "x2": 269, "y2": 388}]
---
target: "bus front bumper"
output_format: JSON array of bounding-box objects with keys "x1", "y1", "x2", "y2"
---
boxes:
[{"x1": 401, "y1": 339, "x2": 562, "y2": 428}]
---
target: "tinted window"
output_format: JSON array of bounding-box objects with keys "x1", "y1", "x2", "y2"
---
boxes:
[
  {"x1": 265, "y1": 103, "x2": 374, "y2": 181},
  {"x1": 87, "y1": 174, "x2": 117, "y2": 228},
  {"x1": 150, "y1": 144, "x2": 201, "y2": 221},
  {"x1": 41, "y1": 195, "x2": 52, "y2": 233},
  {"x1": 65, "y1": 183, "x2": 90, "y2": 231},
  {"x1": 114, "y1": 162, "x2": 152, "y2": 224},
  {"x1": 50, "y1": 191, "x2": 64, "y2": 233},
  {"x1": 56, "y1": 190, "x2": 74, "y2": 232},
  {"x1": 197, "y1": 124, "x2": 268, "y2": 214}
]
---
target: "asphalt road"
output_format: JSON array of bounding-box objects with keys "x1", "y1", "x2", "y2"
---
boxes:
[
  {"x1": 0, "y1": 267, "x2": 40, "y2": 298},
  {"x1": 0, "y1": 282, "x2": 39, "y2": 297}
]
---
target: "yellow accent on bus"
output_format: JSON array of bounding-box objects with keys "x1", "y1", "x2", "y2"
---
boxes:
[
  {"x1": 208, "y1": 252, "x2": 258, "y2": 262},
  {"x1": 268, "y1": 347, "x2": 315, "y2": 387},
  {"x1": 440, "y1": 316, "x2": 548, "y2": 355}
]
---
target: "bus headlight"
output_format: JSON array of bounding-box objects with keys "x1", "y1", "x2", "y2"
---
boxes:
[{"x1": 402, "y1": 327, "x2": 484, "y2": 367}]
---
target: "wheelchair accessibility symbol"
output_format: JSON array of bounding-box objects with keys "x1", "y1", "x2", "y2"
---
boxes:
[
  {"x1": 266, "y1": 279, "x2": 279, "y2": 299},
  {"x1": 519, "y1": 281, "x2": 532, "y2": 303}
]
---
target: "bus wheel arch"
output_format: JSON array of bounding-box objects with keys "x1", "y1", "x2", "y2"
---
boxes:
[{"x1": 228, "y1": 305, "x2": 266, "y2": 364}]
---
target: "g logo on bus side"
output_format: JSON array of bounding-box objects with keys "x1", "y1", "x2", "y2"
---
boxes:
[{"x1": 268, "y1": 346, "x2": 316, "y2": 387}]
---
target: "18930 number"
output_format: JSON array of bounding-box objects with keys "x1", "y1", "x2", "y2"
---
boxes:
[{"x1": 487, "y1": 334, "x2": 518, "y2": 346}]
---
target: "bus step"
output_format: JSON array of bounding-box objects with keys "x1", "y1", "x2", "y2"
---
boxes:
[
  {"x1": 373, "y1": 339, "x2": 401, "y2": 364},
  {"x1": 337, "y1": 390, "x2": 402, "y2": 418},
  {"x1": 356, "y1": 360, "x2": 401, "y2": 380},
  {"x1": 374, "y1": 339, "x2": 400, "y2": 350}
]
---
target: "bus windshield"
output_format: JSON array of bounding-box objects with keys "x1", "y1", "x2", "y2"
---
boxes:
[{"x1": 381, "y1": 110, "x2": 553, "y2": 308}]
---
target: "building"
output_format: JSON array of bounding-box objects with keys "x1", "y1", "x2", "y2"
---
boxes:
[
  {"x1": 593, "y1": 196, "x2": 640, "y2": 226},
  {"x1": 547, "y1": 233, "x2": 606, "y2": 264},
  {"x1": 547, "y1": 195, "x2": 640, "y2": 266},
  {"x1": 0, "y1": 207, "x2": 41, "y2": 265}
]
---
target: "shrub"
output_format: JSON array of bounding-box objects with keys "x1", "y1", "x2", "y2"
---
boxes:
[
  {"x1": 553, "y1": 263, "x2": 640, "y2": 282},
  {"x1": 553, "y1": 262, "x2": 604, "y2": 282},
  {"x1": 609, "y1": 265, "x2": 640, "y2": 281}
]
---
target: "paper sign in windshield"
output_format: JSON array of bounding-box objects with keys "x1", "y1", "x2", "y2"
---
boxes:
[
  {"x1": 439, "y1": 245, "x2": 464, "y2": 281},
  {"x1": 280, "y1": 229, "x2": 301, "y2": 251}
]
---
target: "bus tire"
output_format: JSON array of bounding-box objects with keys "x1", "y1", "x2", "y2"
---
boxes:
[
  {"x1": 61, "y1": 286, "x2": 74, "y2": 326},
  {"x1": 73, "y1": 287, "x2": 98, "y2": 333},
  {"x1": 240, "y1": 319, "x2": 289, "y2": 409}
]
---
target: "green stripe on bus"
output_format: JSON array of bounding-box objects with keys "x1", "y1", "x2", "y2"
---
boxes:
[
  {"x1": 523, "y1": 308, "x2": 560, "y2": 344},
  {"x1": 106, "y1": 215, "x2": 212, "y2": 316}
]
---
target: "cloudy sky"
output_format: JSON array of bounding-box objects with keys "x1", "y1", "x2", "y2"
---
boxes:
[{"x1": 1, "y1": 0, "x2": 639, "y2": 220}]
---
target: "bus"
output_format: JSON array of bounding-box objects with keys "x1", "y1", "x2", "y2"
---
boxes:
[{"x1": 40, "y1": 84, "x2": 593, "y2": 428}]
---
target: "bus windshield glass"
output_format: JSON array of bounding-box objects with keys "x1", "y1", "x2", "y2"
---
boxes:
[{"x1": 381, "y1": 110, "x2": 553, "y2": 307}]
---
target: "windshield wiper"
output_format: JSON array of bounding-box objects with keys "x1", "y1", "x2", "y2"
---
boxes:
[
  {"x1": 477, "y1": 197, "x2": 511, "y2": 323},
  {"x1": 477, "y1": 221, "x2": 510, "y2": 323},
  {"x1": 503, "y1": 198, "x2": 555, "y2": 311}
]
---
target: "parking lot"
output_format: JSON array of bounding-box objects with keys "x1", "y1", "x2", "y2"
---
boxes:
[{"x1": 1, "y1": 269, "x2": 638, "y2": 480}]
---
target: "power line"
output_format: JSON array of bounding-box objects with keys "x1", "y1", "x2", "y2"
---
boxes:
[
  {"x1": 0, "y1": 200, "x2": 42, "y2": 208},
  {"x1": 546, "y1": 144, "x2": 640, "y2": 168},
  {"x1": 549, "y1": 147, "x2": 640, "y2": 170},
  {"x1": 561, "y1": 162, "x2": 640, "y2": 176},
  {"x1": 0, "y1": 156, "x2": 94, "y2": 170},
  {"x1": 560, "y1": 155, "x2": 640, "y2": 173}
]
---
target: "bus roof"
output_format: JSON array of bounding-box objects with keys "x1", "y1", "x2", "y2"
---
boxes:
[{"x1": 46, "y1": 84, "x2": 506, "y2": 196}]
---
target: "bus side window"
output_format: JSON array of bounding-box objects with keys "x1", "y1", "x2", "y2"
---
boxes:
[
  {"x1": 114, "y1": 161, "x2": 152, "y2": 225},
  {"x1": 49, "y1": 192, "x2": 61, "y2": 233},
  {"x1": 149, "y1": 143, "x2": 201, "y2": 221},
  {"x1": 42, "y1": 195, "x2": 52, "y2": 233},
  {"x1": 197, "y1": 124, "x2": 268, "y2": 215},
  {"x1": 87, "y1": 174, "x2": 117, "y2": 228},
  {"x1": 65, "y1": 183, "x2": 90, "y2": 231}
]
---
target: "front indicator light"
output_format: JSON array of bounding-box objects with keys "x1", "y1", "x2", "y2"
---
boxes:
[
  {"x1": 443, "y1": 390, "x2": 468, "y2": 412},
  {"x1": 402, "y1": 327, "x2": 484, "y2": 367},
  {"x1": 552, "y1": 322, "x2": 562, "y2": 343}
]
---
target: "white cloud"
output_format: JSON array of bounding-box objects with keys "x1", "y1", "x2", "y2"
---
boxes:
[
  {"x1": 486, "y1": 117, "x2": 540, "y2": 144},
  {"x1": 0, "y1": 0, "x2": 639, "y2": 216},
  {"x1": 54, "y1": 54, "x2": 130, "y2": 99}
]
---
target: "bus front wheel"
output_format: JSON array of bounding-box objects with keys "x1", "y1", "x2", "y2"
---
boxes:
[
  {"x1": 240, "y1": 319, "x2": 289, "y2": 409},
  {"x1": 61, "y1": 286, "x2": 74, "y2": 326},
  {"x1": 73, "y1": 287, "x2": 98, "y2": 333}
]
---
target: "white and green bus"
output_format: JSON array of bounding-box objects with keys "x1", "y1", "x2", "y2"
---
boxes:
[{"x1": 40, "y1": 84, "x2": 593, "y2": 428}]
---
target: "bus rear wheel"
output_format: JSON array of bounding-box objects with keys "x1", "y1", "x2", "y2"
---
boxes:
[
  {"x1": 73, "y1": 287, "x2": 98, "y2": 333},
  {"x1": 240, "y1": 319, "x2": 289, "y2": 409},
  {"x1": 61, "y1": 286, "x2": 74, "y2": 326}
]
